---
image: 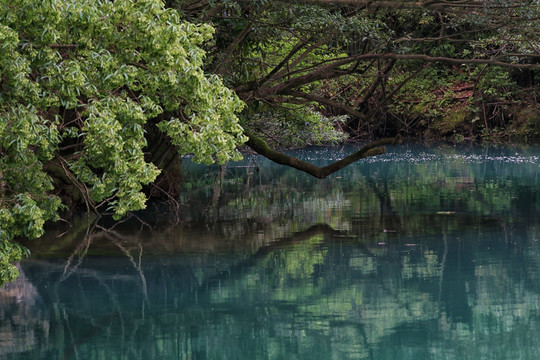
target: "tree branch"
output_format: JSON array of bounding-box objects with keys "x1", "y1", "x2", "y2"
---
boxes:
[
  {"x1": 379, "y1": 62, "x2": 433, "y2": 108},
  {"x1": 234, "y1": 0, "x2": 531, "y2": 12},
  {"x1": 268, "y1": 38, "x2": 331, "y2": 83},
  {"x1": 213, "y1": 20, "x2": 254, "y2": 74},
  {"x1": 245, "y1": 131, "x2": 401, "y2": 178},
  {"x1": 285, "y1": 90, "x2": 369, "y2": 120},
  {"x1": 376, "y1": 53, "x2": 540, "y2": 69},
  {"x1": 257, "y1": 38, "x2": 311, "y2": 88},
  {"x1": 353, "y1": 59, "x2": 395, "y2": 107},
  {"x1": 240, "y1": 51, "x2": 540, "y2": 102}
]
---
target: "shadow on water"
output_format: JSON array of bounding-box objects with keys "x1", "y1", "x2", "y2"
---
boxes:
[{"x1": 2, "y1": 142, "x2": 540, "y2": 359}]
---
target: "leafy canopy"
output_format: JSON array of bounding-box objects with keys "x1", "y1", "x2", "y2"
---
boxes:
[
  {"x1": 0, "y1": 0, "x2": 246, "y2": 283},
  {"x1": 175, "y1": 0, "x2": 539, "y2": 140}
]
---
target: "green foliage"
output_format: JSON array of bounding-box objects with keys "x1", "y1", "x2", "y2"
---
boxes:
[
  {"x1": 199, "y1": 2, "x2": 387, "y2": 145},
  {"x1": 243, "y1": 104, "x2": 348, "y2": 148},
  {"x1": 0, "y1": 239, "x2": 28, "y2": 284},
  {"x1": 2, "y1": 0, "x2": 539, "y2": 285},
  {"x1": 0, "y1": 0, "x2": 247, "y2": 279},
  {"x1": 198, "y1": 1, "x2": 538, "y2": 141},
  {"x1": 474, "y1": 67, "x2": 516, "y2": 98}
]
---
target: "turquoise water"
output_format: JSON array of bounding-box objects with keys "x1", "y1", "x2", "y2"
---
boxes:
[{"x1": 1, "y1": 143, "x2": 540, "y2": 359}]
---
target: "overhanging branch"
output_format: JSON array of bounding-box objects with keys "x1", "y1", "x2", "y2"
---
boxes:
[{"x1": 245, "y1": 131, "x2": 401, "y2": 178}]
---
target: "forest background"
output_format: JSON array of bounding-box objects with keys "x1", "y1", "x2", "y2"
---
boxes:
[{"x1": 0, "y1": 0, "x2": 539, "y2": 282}]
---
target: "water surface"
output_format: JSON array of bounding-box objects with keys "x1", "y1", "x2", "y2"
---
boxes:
[{"x1": 1, "y1": 143, "x2": 540, "y2": 359}]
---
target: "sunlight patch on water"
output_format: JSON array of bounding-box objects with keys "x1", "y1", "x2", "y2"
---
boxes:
[
  {"x1": 365, "y1": 151, "x2": 441, "y2": 164},
  {"x1": 293, "y1": 144, "x2": 540, "y2": 166},
  {"x1": 365, "y1": 149, "x2": 540, "y2": 165},
  {"x1": 450, "y1": 154, "x2": 540, "y2": 164}
]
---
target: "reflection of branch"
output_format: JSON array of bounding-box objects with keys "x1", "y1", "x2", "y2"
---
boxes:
[
  {"x1": 362, "y1": 169, "x2": 402, "y2": 231},
  {"x1": 51, "y1": 224, "x2": 152, "y2": 359},
  {"x1": 198, "y1": 223, "x2": 366, "y2": 289},
  {"x1": 56, "y1": 218, "x2": 73, "y2": 238},
  {"x1": 30, "y1": 256, "x2": 128, "y2": 360},
  {"x1": 61, "y1": 310, "x2": 124, "y2": 360},
  {"x1": 60, "y1": 222, "x2": 97, "y2": 282},
  {"x1": 62, "y1": 309, "x2": 79, "y2": 360},
  {"x1": 439, "y1": 231, "x2": 448, "y2": 301},
  {"x1": 211, "y1": 165, "x2": 226, "y2": 207},
  {"x1": 102, "y1": 212, "x2": 154, "y2": 233},
  {"x1": 100, "y1": 230, "x2": 148, "y2": 301},
  {"x1": 58, "y1": 222, "x2": 150, "y2": 325}
]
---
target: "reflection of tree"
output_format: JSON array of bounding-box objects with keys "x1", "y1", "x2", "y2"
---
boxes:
[
  {"x1": 3, "y1": 145, "x2": 540, "y2": 359},
  {"x1": 362, "y1": 168, "x2": 402, "y2": 233},
  {"x1": 178, "y1": 147, "x2": 539, "y2": 248},
  {"x1": 3, "y1": 216, "x2": 540, "y2": 359},
  {"x1": 439, "y1": 230, "x2": 475, "y2": 323}
]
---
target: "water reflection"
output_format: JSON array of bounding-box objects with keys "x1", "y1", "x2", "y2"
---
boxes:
[{"x1": 2, "y1": 143, "x2": 540, "y2": 359}]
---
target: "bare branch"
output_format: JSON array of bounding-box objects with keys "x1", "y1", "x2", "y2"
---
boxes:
[
  {"x1": 245, "y1": 131, "x2": 401, "y2": 178},
  {"x1": 268, "y1": 38, "x2": 332, "y2": 83},
  {"x1": 241, "y1": 51, "x2": 540, "y2": 101},
  {"x1": 257, "y1": 38, "x2": 311, "y2": 88},
  {"x1": 285, "y1": 90, "x2": 369, "y2": 120},
  {"x1": 213, "y1": 20, "x2": 254, "y2": 74},
  {"x1": 379, "y1": 62, "x2": 433, "y2": 108},
  {"x1": 377, "y1": 53, "x2": 540, "y2": 69},
  {"x1": 353, "y1": 59, "x2": 395, "y2": 107}
]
